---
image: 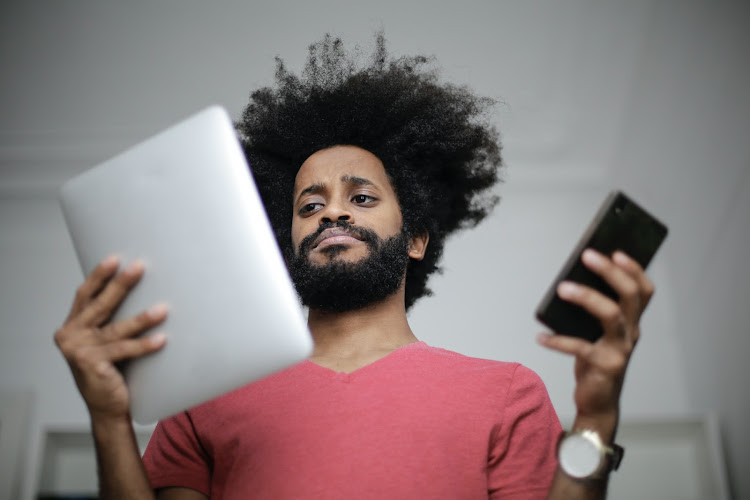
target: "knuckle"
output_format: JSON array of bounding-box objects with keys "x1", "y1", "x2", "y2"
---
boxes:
[
  {"x1": 115, "y1": 268, "x2": 140, "y2": 288},
  {"x1": 602, "y1": 305, "x2": 623, "y2": 324},
  {"x1": 71, "y1": 346, "x2": 96, "y2": 368},
  {"x1": 53, "y1": 327, "x2": 67, "y2": 347},
  {"x1": 54, "y1": 324, "x2": 81, "y2": 353},
  {"x1": 597, "y1": 351, "x2": 627, "y2": 374},
  {"x1": 109, "y1": 339, "x2": 132, "y2": 357},
  {"x1": 579, "y1": 342, "x2": 596, "y2": 359},
  {"x1": 601, "y1": 257, "x2": 615, "y2": 272},
  {"x1": 135, "y1": 310, "x2": 153, "y2": 328},
  {"x1": 88, "y1": 297, "x2": 109, "y2": 320},
  {"x1": 121, "y1": 339, "x2": 149, "y2": 360},
  {"x1": 93, "y1": 359, "x2": 112, "y2": 377},
  {"x1": 608, "y1": 355, "x2": 627, "y2": 373},
  {"x1": 575, "y1": 286, "x2": 593, "y2": 302},
  {"x1": 104, "y1": 322, "x2": 121, "y2": 339},
  {"x1": 134, "y1": 339, "x2": 152, "y2": 356},
  {"x1": 116, "y1": 340, "x2": 133, "y2": 354},
  {"x1": 114, "y1": 316, "x2": 145, "y2": 340},
  {"x1": 620, "y1": 280, "x2": 639, "y2": 298},
  {"x1": 109, "y1": 271, "x2": 128, "y2": 288}
]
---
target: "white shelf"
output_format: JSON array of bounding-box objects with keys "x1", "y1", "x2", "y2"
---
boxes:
[
  {"x1": 562, "y1": 415, "x2": 731, "y2": 500},
  {"x1": 36, "y1": 426, "x2": 153, "y2": 497}
]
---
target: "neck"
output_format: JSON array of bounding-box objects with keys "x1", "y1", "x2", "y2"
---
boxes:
[{"x1": 306, "y1": 287, "x2": 418, "y2": 372}]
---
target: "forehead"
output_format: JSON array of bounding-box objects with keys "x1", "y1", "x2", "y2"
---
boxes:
[{"x1": 293, "y1": 145, "x2": 395, "y2": 195}]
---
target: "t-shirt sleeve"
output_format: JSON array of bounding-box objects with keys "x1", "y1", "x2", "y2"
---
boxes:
[
  {"x1": 142, "y1": 411, "x2": 212, "y2": 495},
  {"x1": 488, "y1": 364, "x2": 561, "y2": 500}
]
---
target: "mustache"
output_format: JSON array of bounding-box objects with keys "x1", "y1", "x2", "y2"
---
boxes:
[{"x1": 297, "y1": 220, "x2": 378, "y2": 256}]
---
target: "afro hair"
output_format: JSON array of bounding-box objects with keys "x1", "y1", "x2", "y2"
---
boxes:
[{"x1": 237, "y1": 32, "x2": 503, "y2": 310}]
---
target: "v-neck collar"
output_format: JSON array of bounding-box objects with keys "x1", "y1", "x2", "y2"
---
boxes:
[{"x1": 302, "y1": 340, "x2": 426, "y2": 382}]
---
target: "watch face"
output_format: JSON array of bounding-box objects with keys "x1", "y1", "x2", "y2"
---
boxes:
[{"x1": 559, "y1": 432, "x2": 601, "y2": 478}]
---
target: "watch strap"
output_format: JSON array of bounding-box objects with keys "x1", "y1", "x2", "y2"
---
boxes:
[{"x1": 608, "y1": 442, "x2": 624, "y2": 472}]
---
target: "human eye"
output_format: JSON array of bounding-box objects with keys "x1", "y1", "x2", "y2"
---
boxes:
[
  {"x1": 299, "y1": 202, "x2": 323, "y2": 215},
  {"x1": 352, "y1": 194, "x2": 377, "y2": 205}
]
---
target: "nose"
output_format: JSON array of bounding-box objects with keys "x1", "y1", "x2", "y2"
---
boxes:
[{"x1": 319, "y1": 199, "x2": 352, "y2": 225}]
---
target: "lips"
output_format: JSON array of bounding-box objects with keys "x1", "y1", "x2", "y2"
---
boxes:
[{"x1": 312, "y1": 227, "x2": 365, "y2": 250}]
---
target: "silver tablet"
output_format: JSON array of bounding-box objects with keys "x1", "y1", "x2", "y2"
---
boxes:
[{"x1": 59, "y1": 106, "x2": 313, "y2": 424}]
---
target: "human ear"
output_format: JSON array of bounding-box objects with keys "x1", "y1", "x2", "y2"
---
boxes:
[{"x1": 408, "y1": 231, "x2": 429, "y2": 261}]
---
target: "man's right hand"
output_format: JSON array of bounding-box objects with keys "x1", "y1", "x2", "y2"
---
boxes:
[{"x1": 54, "y1": 256, "x2": 168, "y2": 422}]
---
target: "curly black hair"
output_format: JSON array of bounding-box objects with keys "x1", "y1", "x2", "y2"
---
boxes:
[{"x1": 237, "y1": 32, "x2": 503, "y2": 310}]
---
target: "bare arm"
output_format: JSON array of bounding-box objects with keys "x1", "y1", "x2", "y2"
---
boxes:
[
  {"x1": 539, "y1": 249, "x2": 654, "y2": 500},
  {"x1": 92, "y1": 414, "x2": 156, "y2": 499},
  {"x1": 55, "y1": 257, "x2": 167, "y2": 500}
]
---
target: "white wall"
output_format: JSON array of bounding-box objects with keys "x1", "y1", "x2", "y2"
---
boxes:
[
  {"x1": 0, "y1": 1, "x2": 747, "y2": 498},
  {"x1": 607, "y1": 1, "x2": 750, "y2": 496}
]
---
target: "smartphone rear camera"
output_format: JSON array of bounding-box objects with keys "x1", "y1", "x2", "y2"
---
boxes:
[{"x1": 614, "y1": 199, "x2": 627, "y2": 216}]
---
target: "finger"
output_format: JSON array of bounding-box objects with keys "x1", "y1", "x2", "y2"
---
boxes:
[
  {"x1": 100, "y1": 304, "x2": 168, "y2": 343},
  {"x1": 612, "y1": 251, "x2": 655, "y2": 308},
  {"x1": 581, "y1": 249, "x2": 641, "y2": 320},
  {"x1": 70, "y1": 334, "x2": 168, "y2": 387},
  {"x1": 557, "y1": 281, "x2": 627, "y2": 340},
  {"x1": 76, "y1": 260, "x2": 145, "y2": 327},
  {"x1": 537, "y1": 332, "x2": 594, "y2": 358},
  {"x1": 100, "y1": 332, "x2": 167, "y2": 363},
  {"x1": 537, "y1": 332, "x2": 630, "y2": 377},
  {"x1": 67, "y1": 255, "x2": 120, "y2": 322}
]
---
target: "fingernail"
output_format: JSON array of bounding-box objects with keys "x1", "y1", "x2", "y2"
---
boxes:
[
  {"x1": 102, "y1": 255, "x2": 119, "y2": 267},
  {"x1": 149, "y1": 332, "x2": 167, "y2": 346},
  {"x1": 147, "y1": 304, "x2": 167, "y2": 319},
  {"x1": 612, "y1": 251, "x2": 629, "y2": 264},
  {"x1": 126, "y1": 260, "x2": 144, "y2": 273},
  {"x1": 557, "y1": 281, "x2": 579, "y2": 297},
  {"x1": 582, "y1": 249, "x2": 604, "y2": 266}
]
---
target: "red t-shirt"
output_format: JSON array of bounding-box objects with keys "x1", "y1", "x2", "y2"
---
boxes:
[{"x1": 142, "y1": 342, "x2": 560, "y2": 499}]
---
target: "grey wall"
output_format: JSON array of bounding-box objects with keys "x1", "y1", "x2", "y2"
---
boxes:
[{"x1": 1, "y1": 1, "x2": 747, "y2": 498}]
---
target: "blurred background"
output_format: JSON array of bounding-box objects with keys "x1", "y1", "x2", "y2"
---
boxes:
[{"x1": 1, "y1": 1, "x2": 748, "y2": 498}]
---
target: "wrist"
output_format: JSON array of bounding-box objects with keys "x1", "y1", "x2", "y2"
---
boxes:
[
  {"x1": 572, "y1": 410, "x2": 619, "y2": 444},
  {"x1": 90, "y1": 412, "x2": 135, "y2": 440}
]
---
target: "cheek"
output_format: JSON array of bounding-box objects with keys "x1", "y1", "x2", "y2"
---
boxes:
[
  {"x1": 290, "y1": 216, "x2": 317, "y2": 254},
  {"x1": 384, "y1": 202, "x2": 405, "y2": 232},
  {"x1": 290, "y1": 220, "x2": 303, "y2": 252}
]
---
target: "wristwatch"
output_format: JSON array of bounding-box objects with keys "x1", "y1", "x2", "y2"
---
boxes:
[{"x1": 557, "y1": 429, "x2": 624, "y2": 480}]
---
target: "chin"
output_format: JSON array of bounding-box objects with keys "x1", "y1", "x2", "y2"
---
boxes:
[{"x1": 313, "y1": 244, "x2": 368, "y2": 262}]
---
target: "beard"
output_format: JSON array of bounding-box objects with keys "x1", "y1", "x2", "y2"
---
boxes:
[{"x1": 288, "y1": 221, "x2": 410, "y2": 312}]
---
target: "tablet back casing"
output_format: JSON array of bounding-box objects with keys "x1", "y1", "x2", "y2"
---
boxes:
[{"x1": 59, "y1": 106, "x2": 313, "y2": 424}]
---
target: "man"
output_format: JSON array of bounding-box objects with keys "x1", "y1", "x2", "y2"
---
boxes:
[{"x1": 55, "y1": 34, "x2": 652, "y2": 499}]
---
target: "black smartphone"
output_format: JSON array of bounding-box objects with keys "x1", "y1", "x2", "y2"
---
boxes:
[{"x1": 535, "y1": 190, "x2": 668, "y2": 342}]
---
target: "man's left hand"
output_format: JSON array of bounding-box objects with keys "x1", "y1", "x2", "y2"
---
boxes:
[{"x1": 537, "y1": 249, "x2": 654, "y2": 423}]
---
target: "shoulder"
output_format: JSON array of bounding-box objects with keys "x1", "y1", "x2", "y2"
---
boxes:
[
  {"x1": 404, "y1": 343, "x2": 556, "y2": 425},
  {"x1": 412, "y1": 342, "x2": 530, "y2": 375},
  {"x1": 407, "y1": 342, "x2": 547, "y2": 393}
]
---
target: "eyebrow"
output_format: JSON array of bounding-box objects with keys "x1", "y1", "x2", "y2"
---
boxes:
[
  {"x1": 341, "y1": 175, "x2": 374, "y2": 187},
  {"x1": 297, "y1": 183, "x2": 325, "y2": 201},
  {"x1": 295, "y1": 175, "x2": 375, "y2": 204}
]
